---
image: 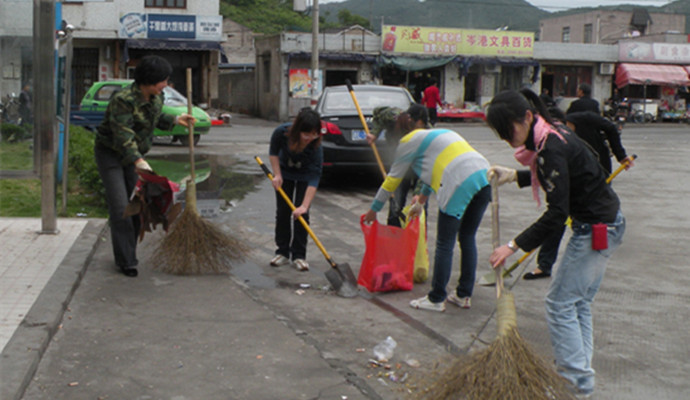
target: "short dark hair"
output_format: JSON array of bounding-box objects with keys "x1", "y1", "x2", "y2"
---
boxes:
[
  {"x1": 578, "y1": 83, "x2": 592, "y2": 97},
  {"x1": 134, "y1": 55, "x2": 173, "y2": 86},
  {"x1": 406, "y1": 104, "x2": 429, "y2": 127}
]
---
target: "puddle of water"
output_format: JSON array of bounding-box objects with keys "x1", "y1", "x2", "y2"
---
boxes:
[
  {"x1": 148, "y1": 154, "x2": 277, "y2": 287},
  {"x1": 148, "y1": 154, "x2": 261, "y2": 217}
]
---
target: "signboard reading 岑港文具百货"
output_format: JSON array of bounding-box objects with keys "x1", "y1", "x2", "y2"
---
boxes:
[{"x1": 381, "y1": 25, "x2": 534, "y2": 58}]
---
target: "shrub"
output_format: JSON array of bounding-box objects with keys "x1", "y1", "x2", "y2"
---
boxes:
[
  {"x1": 68, "y1": 125, "x2": 105, "y2": 202},
  {"x1": 0, "y1": 123, "x2": 28, "y2": 142}
]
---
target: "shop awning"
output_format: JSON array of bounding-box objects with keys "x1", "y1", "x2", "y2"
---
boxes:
[
  {"x1": 615, "y1": 63, "x2": 690, "y2": 88},
  {"x1": 380, "y1": 55, "x2": 457, "y2": 72},
  {"x1": 124, "y1": 39, "x2": 228, "y2": 63}
]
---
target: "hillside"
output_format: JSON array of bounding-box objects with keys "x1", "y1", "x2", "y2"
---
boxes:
[
  {"x1": 320, "y1": 0, "x2": 548, "y2": 33},
  {"x1": 220, "y1": 0, "x2": 690, "y2": 36}
]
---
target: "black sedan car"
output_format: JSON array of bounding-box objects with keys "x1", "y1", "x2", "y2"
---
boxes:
[{"x1": 314, "y1": 84, "x2": 415, "y2": 173}]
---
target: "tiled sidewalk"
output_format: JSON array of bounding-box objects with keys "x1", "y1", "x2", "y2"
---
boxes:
[{"x1": 0, "y1": 218, "x2": 88, "y2": 352}]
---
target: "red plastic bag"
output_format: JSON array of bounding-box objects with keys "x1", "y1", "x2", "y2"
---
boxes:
[{"x1": 358, "y1": 214, "x2": 419, "y2": 292}]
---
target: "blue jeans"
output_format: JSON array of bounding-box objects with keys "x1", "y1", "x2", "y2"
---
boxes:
[
  {"x1": 545, "y1": 210, "x2": 625, "y2": 394},
  {"x1": 428, "y1": 185, "x2": 490, "y2": 303}
]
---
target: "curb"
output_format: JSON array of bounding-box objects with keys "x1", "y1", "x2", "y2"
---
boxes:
[{"x1": 0, "y1": 219, "x2": 107, "y2": 400}]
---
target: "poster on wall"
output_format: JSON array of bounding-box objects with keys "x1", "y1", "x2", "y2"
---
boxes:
[{"x1": 290, "y1": 69, "x2": 323, "y2": 98}]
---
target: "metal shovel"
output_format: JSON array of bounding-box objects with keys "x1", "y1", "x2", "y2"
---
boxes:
[{"x1": 255, "y1": 156, "x2": 358, "y2": 298}]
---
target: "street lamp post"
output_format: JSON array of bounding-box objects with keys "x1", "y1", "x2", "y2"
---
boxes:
[{"x1": 310, "y1": 0, "x2": 319, "y2": 104}]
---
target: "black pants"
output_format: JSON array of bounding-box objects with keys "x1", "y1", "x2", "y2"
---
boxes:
[
  {"x1": 427, "y1": 107, "x2": 438, "y2": 127},
  {"x1": 274, "y1": 179, "x2": 309, "y2": 261},
  {"x1": 95, "y1": 144, "x2": 140, "y2": 268},
  {"x1": 537, "y1": 224, "x2": 566, "y2": 274}
]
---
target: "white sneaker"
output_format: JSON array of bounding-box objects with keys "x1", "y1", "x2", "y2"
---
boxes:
[
  {"x1": 447, "y1": 292, "x2": 471, "y2": 309},
  {"x1": 293, "y1": 259, "x2": 309, "y2": 271},
  {"x1": 270, "y1": 254, "x2": 290, "y2": 267},
  {"x1": 409, "y1": 295, "x2": 445, "y2": 312}
]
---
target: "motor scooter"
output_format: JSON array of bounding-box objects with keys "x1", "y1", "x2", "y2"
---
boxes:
[{"x1": 614, "y1": 98, "x2": 629, "y2": 131}]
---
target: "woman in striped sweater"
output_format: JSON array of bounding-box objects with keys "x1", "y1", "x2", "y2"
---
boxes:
[{"x1": 364, "y1": 104, "x2": 490, "y2": 312}]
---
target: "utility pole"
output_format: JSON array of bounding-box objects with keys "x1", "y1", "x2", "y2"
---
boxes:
[
  {"x1": 36, "y1": 0, "x2": 58, "y2": 234},
  {"x1": 310, "y1": 0, "x2": 319, "y2": 104}
]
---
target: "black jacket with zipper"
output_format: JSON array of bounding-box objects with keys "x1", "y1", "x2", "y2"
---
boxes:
[{"x1": 514, "y1": 130, "x2": 620, "y2": 252}]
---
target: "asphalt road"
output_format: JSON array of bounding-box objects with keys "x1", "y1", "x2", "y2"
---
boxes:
[
  {"x1": 144, "y1": 116, "x2": 690, "y2": 399},
  {"x1": 19, "y1": 116, "x2": 687, "y2": 399}
]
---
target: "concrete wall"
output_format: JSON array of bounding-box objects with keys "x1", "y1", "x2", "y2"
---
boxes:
[
  {"x1": 281, "y1": 30, "x2": 380, "y2": 53},
  {"x1": 221, "y1": 19, "x2": 256, "y2": 66},
  {"x1": 62, "y1": 0, "x2": 220, "y2": 39},
  {"x1": 0, "y1": 0, "x2": 32, "y2": 97},
  {"x1": 255, "y1": 36, "x2": 283, "y2": 121},
  {"x1": 443, "y1": 62, "x2": 463, "y2": 107},
  {"x1": 540, "y1": 10, "x2": 685, "y2": 44},
  {"x1": 217, "y1": 71, "x2": 255, "y2": 114}
]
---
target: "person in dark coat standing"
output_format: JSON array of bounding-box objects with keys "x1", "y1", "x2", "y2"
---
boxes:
[
  {"x1": 567, "y1": 83, "x2": 599, "y2": 114},
  {"x1": 18, "y1": 81, "x2": 32, "y2": 126},
  {"x1": 94, "y1": 55, "x2": 196, "y2": 277},
  {"x1": 565, "y1": 111, "x2": 633, "y2": 174}
]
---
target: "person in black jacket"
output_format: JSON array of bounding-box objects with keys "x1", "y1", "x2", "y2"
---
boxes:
[
  {"x1": 565, "y1": 111, "x2": 633, "y2": 174},
  {"x1": 567, "y1": 83, "x2": 599, "y2": 114},
  {"x1": 519, "y1": 108, "x2": 634, "y2": 280},
  {"x1": 486, "y1": 88, "x2": 626, "y2": 398}
]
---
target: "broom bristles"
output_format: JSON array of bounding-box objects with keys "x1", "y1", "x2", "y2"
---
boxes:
[
  {"x1": 152, "y1": 206, "x2": 250, "y2": 275},
  {"x1": 415, "y1": 291, "x2": 577, "y2": 400}
]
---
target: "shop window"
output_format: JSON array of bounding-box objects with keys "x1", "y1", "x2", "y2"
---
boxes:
[
  {"x1": 562, "y1": 27, "x2": 570, "y2": 43},
  {"x1": 545, "y1": 65, "x2": 592, "y2": 97},
  {"x1": 584, "y1": 24, "x2": 593, "y2": 43},
  {"x1": 145, "y1": 0, "x2": 186, "y2": 9}
]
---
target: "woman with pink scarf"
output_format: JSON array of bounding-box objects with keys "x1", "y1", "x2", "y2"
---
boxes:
[{"x1": 485, "y1": 88, "x2": 625, "y2": 399}]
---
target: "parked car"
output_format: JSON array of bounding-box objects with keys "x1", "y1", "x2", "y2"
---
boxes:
[
  {"x1": 76, "y1": 80, "x2": 212, "y2": 146},
  {"x1": 314, "y1": 84, "x2": 415, "y2": 173}
]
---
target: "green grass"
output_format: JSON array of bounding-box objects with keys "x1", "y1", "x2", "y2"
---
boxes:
[
  {"x1": 0, "y1": 139, "x2": 107, "y2": 218},
  {"x1": 0, "y1": 142, "x2": 33, "y2": 170}
]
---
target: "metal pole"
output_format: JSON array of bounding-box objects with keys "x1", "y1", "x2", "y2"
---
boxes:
[
  {"x1": 35, "y1": 0, "x2": 58, "y2": 234},
  {"x1": 310, "y1": 0, "x2": 319, "y2": 103},
  {"x1": 60, "y1": 28, "x2": 74, "y2": 214}
]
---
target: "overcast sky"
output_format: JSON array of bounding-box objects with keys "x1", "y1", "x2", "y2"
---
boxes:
[{"x1": 316, "y1": 0, "x2": 674, "y2": 13}]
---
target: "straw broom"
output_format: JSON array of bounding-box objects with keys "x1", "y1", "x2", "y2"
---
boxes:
[
  {"x1": 415, "y1": 177, "x2": 576, "y2": 400},
  {"x1": 152, "y1": 68, "x2": 248, "y2": 275}
]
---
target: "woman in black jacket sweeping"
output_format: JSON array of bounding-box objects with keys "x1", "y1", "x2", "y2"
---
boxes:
[{"x1": 486, "y1": 88, "x2": 626, "y2": 398}]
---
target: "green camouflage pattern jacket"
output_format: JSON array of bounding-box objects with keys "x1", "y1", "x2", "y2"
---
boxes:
[{"x1": 95, "y1": 83, "x2": 176, "y2": 165}]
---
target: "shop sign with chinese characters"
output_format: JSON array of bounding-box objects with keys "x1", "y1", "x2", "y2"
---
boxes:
[
  {"x1": 619, "y1": 41, "x2": 690, "y2": 64},
  {"x1": 381, "y1": 25, "x2": 534, "y2": 58}
]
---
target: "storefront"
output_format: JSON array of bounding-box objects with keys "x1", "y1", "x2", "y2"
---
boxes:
[
  {"x1": 378, "y1": 24, "x2": 536, "y2": 112},
  {"x1": 614, "y1": 41, "x2": 690, "y2": 121}
]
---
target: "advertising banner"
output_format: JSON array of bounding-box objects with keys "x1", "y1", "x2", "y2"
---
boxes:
[
  {"x1": 119, "y1": 13, "x2": 222, "y2": 41},
  {"x1": 619, "y1": 41, "x2": 690, "y2": 63},
  {"x1": 381, "y1": 25, "x2": 534, "y2": 58}
]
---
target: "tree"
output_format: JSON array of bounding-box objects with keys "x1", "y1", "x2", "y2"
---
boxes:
[{"x1": 337, "y1": 9, "x2": 371, "y2": 30}]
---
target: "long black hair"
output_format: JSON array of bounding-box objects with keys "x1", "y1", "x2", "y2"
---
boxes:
[
  {"x1": 486, "y1": 88, "x2": 557, "y2": 141},
  {"x1": 287, "y1": 108, "x2": 322, "y2": 150}
]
